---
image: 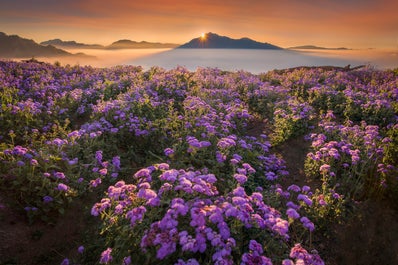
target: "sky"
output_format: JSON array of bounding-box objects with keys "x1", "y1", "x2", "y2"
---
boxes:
[{"x1": 1, "y1": 0, "x2": 398, "y2": 49}]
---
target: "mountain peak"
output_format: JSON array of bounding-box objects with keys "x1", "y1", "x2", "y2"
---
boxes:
[{"x1": 178, "y1": 32, "x2": 282, "y2": 49}]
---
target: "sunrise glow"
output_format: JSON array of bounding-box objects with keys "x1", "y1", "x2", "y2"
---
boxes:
[{"x1": 1, "y1": 1, "x2": 397, "y2": 49}]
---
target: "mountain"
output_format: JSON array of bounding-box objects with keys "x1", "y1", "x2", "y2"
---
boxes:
[
  {"x1": 178, "y1": 32, "x2": 282, "y2": 49},
  {"x1": 106, "y1": 39, "x2": 179, "y2": 49},
  {"x1": 288, "y1": 45, "x2": 349, "y2": 50},
  {"x1": 41, "y1": 39, "x2": 104, "y2": 49},
  {"x1": 41, "y1": 39, "x2": 179, "y2": 50},
  {"x1": 0, "y1": 32, "x2": 87, "y2": 58}
]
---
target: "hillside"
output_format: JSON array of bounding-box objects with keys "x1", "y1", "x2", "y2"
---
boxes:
[
  {"x1": 0, "y1": 32, "x2": 74, "y2": 58},
  {"x1": 178, "y1": 32, "x2": 282, "y2": 49}
]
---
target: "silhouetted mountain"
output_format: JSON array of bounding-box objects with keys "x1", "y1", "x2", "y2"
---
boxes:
[
  {"x1": 0, "y1": 32, "x2": 88, "y2": 58},
  {"x1": 288, "y1": 45, "x2": 349, "y2": 50},
  {"x1": 107, "y1": 39, "x2": 179, "y2": 49},
  {"x1": 178, "y1": 32, "x2": 282, "y2": 49},
  {"x1": 41, "y1": 39, "x2": 104, "y2": 49}
]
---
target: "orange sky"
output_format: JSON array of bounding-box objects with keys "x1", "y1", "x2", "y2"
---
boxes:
[{"x1": 1, "y1": 0, "x2": 398, "y2": 49}]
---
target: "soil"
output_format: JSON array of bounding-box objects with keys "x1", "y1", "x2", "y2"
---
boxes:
[
  {"x1": 0, "y1": 194, "x2": 97, "y2": 265},
  {"x1": 1, "y1": 120, "x2": 397, "y2": 265}
]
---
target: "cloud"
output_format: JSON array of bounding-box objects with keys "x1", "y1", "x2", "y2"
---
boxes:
[{"x1": 1, "y1": 0, "x2": 397, "y2": 48}]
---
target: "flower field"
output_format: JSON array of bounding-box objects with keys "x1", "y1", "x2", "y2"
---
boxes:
[{"x1": 0, "y1": 60, "x2": 397, "y2": 265}]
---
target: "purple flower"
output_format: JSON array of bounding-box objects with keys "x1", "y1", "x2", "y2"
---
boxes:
[
  {"x1": 234, "y1": 174, "x2": 248, "y2": 184},
  {"x1": 241, "y1": 252, "x2": 272, "y2": 265},
  {"x1": 100, "y1": 248, "x2": 112, "y2": 264},
  {"x1": 272, "y1": 218, "x2": 289, "y2": 237},
  {"x1": 242, "y1": 163, "x2": 256, "y2": 174},
  {"x1": 171, "y1": 198, "x2": 189, "y2": 216},
  {"x1": 300, "y1": 217, "x2": 315, "y2": 231},
  {"x1": 137, "y1": 188, "x2": 157, "y2": 200},
  {"x1": 230, "y1": 158, "x2": 240, "y2": 165},
  {"x1": 282, "y1": 259, "x2": 294, "y2": 265},
  {"x1": 175, "y1": 258, "x2": 200, "y2": 265},
  {"x1": 91, "y1": 199, "x2": 111, "y2": 216},
  {"x1": 134, "y1": 168, "x2": 152, "y2": 179},
  {"x1": 249, "y1": 240, "x2": 263, "y2": 254},
  {"x1": 123, "y1": 256, "x2": 132, "y2": 265},
  {"x1": 232, "y1": 153, "x2": 243, "y2": 162},
  {"x1": 164, "y1": 148, "x2": 174, "y2": 157},
  {"x1": 287, "y1": 184, "x2": 301, "y2": 193},
  {"x1": 200, "y1": 140, "x2": 211, "y2": 148},
  {"x1": 30, "y1": 159, "x2": 38, "y2": 166},
  {"x1": 126, "y1": 206, "x2": 147, "y2": 226},
  {"x1": 216, "y1": 151, "x2": 226, "y2": 163},
  {"x1": 16, "y1": 160, "x2": 25, "y2": 167},
  {"x1": 217, "y1": 137, "x2": 236, "y2": 149},
  {"x1": 12, "y1": 145, "x2": 28, "y2": 156},
  {"x1": 112, "y1": 156, "x2": 120, "y2": 171},
  {"x1": 90, "y1": 178, "x2": 102, "y2": 187},
  {"x1": 24, "y1": 206, "x2": 38, "y2": 212},
  {"x1": 286, "y1": 208, "x2": 300, "y2": 219},
  {"x1": 43, "y1": 195, "x2": 53, "y2": 203},
  {"x1": 265, "y1": 171, "x2": 277, "y2": 181},
  {"x1": 57, "y1": 183, "x2": 69, "y2": 192},
  {"x1": 95, "y1": 150, "x2": 103, "y2": 164},
  {"x1": 319, "y1": 164, "x2": 331, "y2": 173},
  {"x1": 78, "y1": 245, "x2": 84, "y2": 254},
  {"x1": 60, "y1": 258, "x2": 69, "y2": 265},
  {"x1": 232, "y1": 186, "x2": 246, "y2": 197},
  {"x1": 54, "y1": 172, "x2": 66, "y2": 179},
  {"x1": 297, "y1": 194, "x2": 313, "y2": 206},
  {"x1": 99, "y1": 168, "x2": 108, "y2": 176},
  {"x1": 68, "y1": 157, "x2": 78, "y2": 165},
  {"x1": 157, "y1": 163, "x2": 170, "y2": 170}
]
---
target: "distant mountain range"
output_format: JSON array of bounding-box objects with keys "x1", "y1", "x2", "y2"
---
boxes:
[
  {"x1": 288, "y1": 45, "x2": 350, "y2": 50},
  {"x1": 0, "y1": 32, "x2": 73, "y2": 58},
  {"x1": 106, "y1": 40, "x2": 179, "y2": 49},
  {"x1": 40, "y1": 39, "x2": 104, "y2": 49},
  {"x1": 40, "y1": 39, "x2": 179, "y2": 49},
  {"x1": 1, "y1": 31, "x2": 354, "y2": 60},
  {"x1": 178, "y1": 32, "x2": 282, "y2": 49}
]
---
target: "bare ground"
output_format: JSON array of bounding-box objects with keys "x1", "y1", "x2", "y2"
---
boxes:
[{"x1": 0, "y1": 194, "x2": 96, "y2": 265}]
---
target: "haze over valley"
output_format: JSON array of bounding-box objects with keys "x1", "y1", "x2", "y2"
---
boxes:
[{"x1": 0, "y1": 31, "x2": 396, "y2": 73}]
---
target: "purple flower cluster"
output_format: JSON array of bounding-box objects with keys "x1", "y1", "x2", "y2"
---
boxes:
[
  {"x1": 6, "y1": 62, "x2": 397, "y2": 265},
  {"x1": 306, "y1": 117, "x2": 396, "y2": 196},
  {"x1": 92, "y1": 159, "x2": 301, "y2": 263},
  {"x1": 241, "y1": 240, "x2": 272, "y2": 265}
]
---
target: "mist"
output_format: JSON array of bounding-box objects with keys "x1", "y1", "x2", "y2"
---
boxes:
[{"x1": 29, "y1": 48, "x2": 397, "y2": 73}]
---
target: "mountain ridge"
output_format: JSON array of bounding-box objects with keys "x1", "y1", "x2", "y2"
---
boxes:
[
  {"x1": 178, "y1": 32, "x2": 282, "y2": 49},
  {"x1": 41, "y1": 38, "x2": 179, "y2": 49},
  {"x1": 0, "y1": 32, "x2": 91, "y2": 58},
  {"x1": 40, "y1": 39, "x2": 104, "y2": 49},
  {"x1": 107, "y1": 39, "x2": 179, "y2": 49},
  {"x1": 288, "y1": 45, "x2": 350, "y2": 50}
]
